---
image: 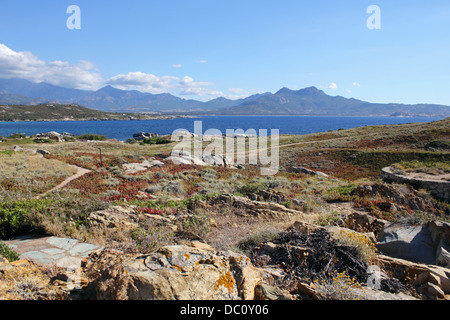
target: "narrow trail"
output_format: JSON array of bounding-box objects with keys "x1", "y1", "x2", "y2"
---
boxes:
[
  {"x1": 33, "y1": 164, "x2": 91, "y2": 199},
  {"x1": 234, "y1": 135, "x2": 354, "y2": 158}
]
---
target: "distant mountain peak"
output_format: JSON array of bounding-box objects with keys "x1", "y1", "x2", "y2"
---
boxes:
[
  {"x1": 297, "y1": 86, "x2": 325, "y2": 95},
  {"x1": 275, "y1": 87, "x2": 293, "y2": 94},
  {"x1": 275, "y1": 86, "x2": 325, "y2": 96},
  {"x1": 97, "y1": 85, "x2": 119, "y2": 92}
]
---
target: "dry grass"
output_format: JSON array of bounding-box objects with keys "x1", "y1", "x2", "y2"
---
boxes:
[
  {"x1": 332, "y1": 229, "x2": 378, "y2": 265},
  {"x1": 0, "y1": 152, "x2": 77, "y2": 199},
  {"x1": 189, "y1": 203, "x2": 312, "y2": 251},
  {"x1": 313, "y1": 271, "x2": 366, "y2": 300}
]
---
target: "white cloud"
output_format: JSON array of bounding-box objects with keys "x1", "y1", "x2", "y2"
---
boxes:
[
  {"x1": 199, "y1": 60, "x2": 208, "y2": 63},
  {"x1": 226, "y1": 88, "x2": 251, "y2": 99},
  {"x1": 228, "y1": 88, "x2": 246, "y2": 94},
  {"x1": 353, "y1": 82, "x2": 361, "y2": 87},
  {"x1": 0, "y1": 43, "x2": 102, "y2": 90},
  {"x1": 178, "y1": 76, "x2": 214, "y2": 88},
  {"x1": 106, "y1": 72, "x2": 179, "y2": 94},
  {"x1": 179, "y1": 87, "x2": 224, "y2": 97},
  {"x1": 328, "y1": 82, "x2": 338, "y2": 90},
  {"x1": 0, "y1": 43, "x2": 226, "y2": 99},
  {"x1": 107, "y1": 73, "x2": 219, "y2": 97},
  {"x1": 346, "y1": 88, "x2": 352, "y2": 94}
]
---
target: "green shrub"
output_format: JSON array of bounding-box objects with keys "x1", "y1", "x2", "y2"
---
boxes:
[
  {"x1": 235, "y1": 230, "x2": 280, "y2": 253},
  {"x1": 8, "y1": 133, "x2": 26, "y2": 139},
  {"x1": 140, "y1": 137, "x2": 172, "y2": 145},
  {"x1": 425, "y1": 140, "x2": 450, "y2": 150},
  {"x1": 237, "y1": 182, "x2": 265, "y2": 195},
  {"x1": 33, "y1": 138, "x2": 54, "y2": 144},
  {"x1": 77, "y1": 134, "x2": 107, "y2": 141},
  {"x1": 0, "y1": 202, "x2": 33, "y2": 239},
  {"x1": 333, "y1": 184, "x2": 356, "y2": 196},
  {"x1": 0, "y1": 241, "x2": 20, "y2": 262}
]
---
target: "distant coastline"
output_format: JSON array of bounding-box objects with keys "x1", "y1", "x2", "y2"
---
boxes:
[
  {"x1": 0, "y1": 103, "x2": 193, "y2": 122},
  {"x1": 1, "y1": 115, "x2": 193, "y2": 122}
]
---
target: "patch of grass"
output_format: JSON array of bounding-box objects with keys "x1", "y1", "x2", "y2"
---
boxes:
[
  {"x1": 0, "y1": 150, "x2": 14, "y2": 156},
  {"x1": 0, "y1": 152, "x2": 77, "y2": 198},
  {"x1": 328, "y1": 149, "x2": 450, "y2": 180},
  {"x1": 396, "y1": 160, "x2": 450, "y2": 175},
  {"x1": 333, "y1": 184, "x2": 356, "y2": 196}
]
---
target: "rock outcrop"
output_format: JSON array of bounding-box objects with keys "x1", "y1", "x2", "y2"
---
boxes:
[
  {"x1": 208, "y1": 194, "x2": 305, "y2": 217},
  {"x1": 376, "y1": 221, "x2": 450, "y2": 268},
  {"x1": 82, "y1": 241, "x2": 262, "y2": 300},
  {"x1": 287, "y1": 166, "x2": 328, "y2": 177},
  {"x1": 133, "y1": 132, "x2": 161, "y2": 141},
  {"x1": 377, "y1": 255, "x2": 450, "y2": 300},
  {"x1": 122, "y1": 159, "x2": 164, "y2": 174}
]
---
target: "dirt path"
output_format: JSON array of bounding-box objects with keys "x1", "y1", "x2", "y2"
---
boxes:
[
  {"x1": 233, "y1": 135, "x2": 354, "y2": 158},
  {"x1": 33, "y1": 164, "x2": 91, "y2": 199}
]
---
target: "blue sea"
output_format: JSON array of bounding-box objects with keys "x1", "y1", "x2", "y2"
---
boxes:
[{"x1": 0, "y1": 116, "x2": 445, "y2": 141}]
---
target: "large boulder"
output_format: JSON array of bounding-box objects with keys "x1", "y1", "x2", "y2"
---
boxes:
[
  {"x1": 167, "y1": 151, "x2": 207, "y2": 166},
  {"x1": 202, "y1": 155, "x2": 234, "y2": 168},
  {"x1": 133, "y1": 132, "x2": 161, "y2": 141},
  {"x1": 82, "y1": 241, "x2": 262, "y2": 300},
  {"x1": 87, "y1": 205, "x2": 140, "y2": 229},
  {"x1": 428, "y1": 221, "x2": 450, "y2": 268},
  {"x1": 122, "y1": 159, "x2": 165, "y2": 174},
  {"x1": 377, "y1": 224, "x2": 436, "y2": 264},
  {"x1": 209, "y1": 194, "x2": 305, "y2": 218},
  {"x1": 377, "y1": 221, "x2": 450, "y2": 268},
  {"x1": 287, "y1": 166, "x2": 328, "y2": 177}
]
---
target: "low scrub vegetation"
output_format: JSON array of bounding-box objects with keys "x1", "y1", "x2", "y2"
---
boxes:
[
  {"x1": 76, "y1": 134, "x2": 107, "y2": 141},
  {"x1": 0, "y1": 118, "x2": 448, "y2": 301}
]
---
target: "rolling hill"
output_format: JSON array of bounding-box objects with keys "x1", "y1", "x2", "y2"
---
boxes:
[
  {"x1": 0, "y1": 103, "x2": 177, "y2": 122},
  {"x1": 213, "y1": 87, "x2": 450, "y2": 117}
]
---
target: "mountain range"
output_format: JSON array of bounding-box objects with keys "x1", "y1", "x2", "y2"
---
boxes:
[{"x1": 1, "y1": 78, "x2": 449, "y2": 117}]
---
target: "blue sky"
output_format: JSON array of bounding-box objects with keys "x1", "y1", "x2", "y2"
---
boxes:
[{"x1": 0, "y1": 0, "x2": 450, "y2": 104}]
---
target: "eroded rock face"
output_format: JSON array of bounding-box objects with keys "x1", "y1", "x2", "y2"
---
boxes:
[
  {"x1": 87, "y1": 205, "x2": 140, "y2": 229},
  {"x1": 376, "y1": 221, "x2": 450, "y2": 268},
  {"x1": 377, "y1": 255, "x2": 450, "y2": 300},
  {"x1": 82, "y1": 241, "x2": 262, "y2": 300},
  {"x1": 209, "y1": 194, "x2": 304, "y2": 218},
  {"x1": 287, "y1": 166, "x2": 328, "y2": 177}
]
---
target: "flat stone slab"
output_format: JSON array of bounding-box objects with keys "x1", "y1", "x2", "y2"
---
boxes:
[{"x1": 4, "y1": 235, "x2": 103, "y2": 268}]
